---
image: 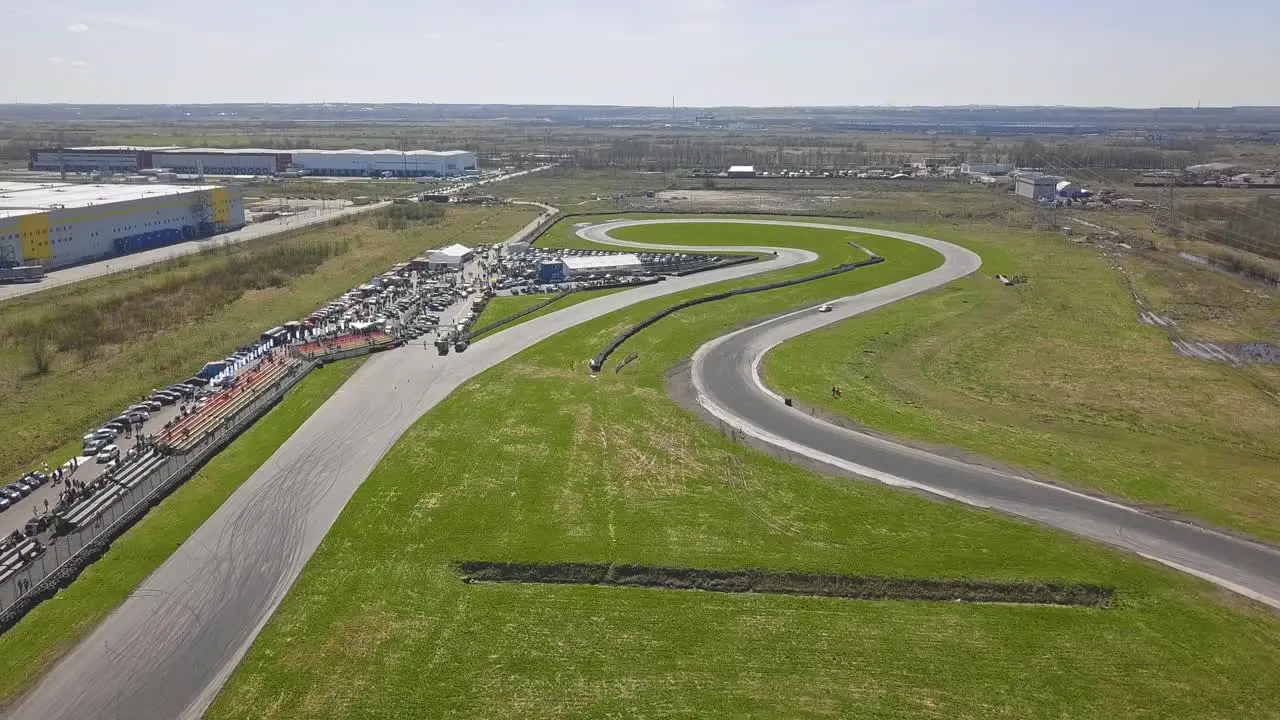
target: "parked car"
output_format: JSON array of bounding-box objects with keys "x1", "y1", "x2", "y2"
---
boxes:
[
  {"x1": 0, "y1": 496, "x2": 11, "y2": 511},
  {"x1": 151, "y1": 392, "x2": 178, "y2": 405},
  {"x1": 84, "y1": 438, "x2": 108, "y2": 455},
  {"x1": 3, "y1": 485, "x2": 27, "y2": 501},
  {"x1": 95, "y1": 445, "x2": 120, "y2": 464}
]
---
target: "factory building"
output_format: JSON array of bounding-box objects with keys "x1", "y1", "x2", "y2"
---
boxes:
[
  {"x1": 28, "y1": 146, "x2": 184, "y2": 173},
  {"x1": 960, "y1": 163, "x2": 1013, "y2": 176},
  {"x1": 290, "y1": 150, "x2": 476, "y2": 177},
  {"x1": 0, "y1": 181, "x2": 244, "y2": 269},
  {"x1": 29, "y1": 146, "x2": 477, "y2": 178},
  {"x1": 1012, "y1": 171, "x2": 1064, "y2": 202},
  {"x1": 727, "y1": 165, "x2": 757, "y2": 178},
  {"x1": 151, "y1": 148, "x2": 290, "y2": 175}
]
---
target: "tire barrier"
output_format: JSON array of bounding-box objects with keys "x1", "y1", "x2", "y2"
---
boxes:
[{"x1": 589, "y1": 253, "x2": 884, "y2": 372}]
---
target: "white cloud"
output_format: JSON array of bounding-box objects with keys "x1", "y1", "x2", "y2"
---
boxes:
[
  {"x1": 48, "y1": 55, "x2": 88, "y2": 67},
  {"x1": 67, "y1": 22, "x2": 89, "y2": 33}
]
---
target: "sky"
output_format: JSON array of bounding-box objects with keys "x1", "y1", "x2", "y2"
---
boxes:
[{"x1": 5, "y1": 0, "x2": 1279, "y2": 107}]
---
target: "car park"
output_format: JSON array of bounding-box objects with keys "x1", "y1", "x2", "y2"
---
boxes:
[{"x1": 96, "y1": 445, "x2": 120, "y2": 464}]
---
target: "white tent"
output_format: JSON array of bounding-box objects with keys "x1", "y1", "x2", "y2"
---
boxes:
[
  {"x1": 427, "y1": 243, "x2": 474, "y2": 269},
  {"x1": 562, "y1": 253, "x2": 643, "y2": 276}
]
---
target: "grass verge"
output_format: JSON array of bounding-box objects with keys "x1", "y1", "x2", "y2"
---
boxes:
[
  {"x1": 471, "y1": 289, "x2": 627, "y2": 341},
  {"x1": 765, "y1": 222, "x2": 1280, "y2": 541},
  {"x1": 209, "y1": 218, "x2": 1280, "y2": 720},
  {"x1": 0, "y1": 358, "x2": 364, "y2": 709},
  {"x1": 0, "y1": 205, "x2": 537, "y2": 480}
]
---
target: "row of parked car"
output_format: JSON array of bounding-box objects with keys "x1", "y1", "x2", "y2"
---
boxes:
[
  {"x1": 82, "y1": 381, "x2": 208, "y2": 459},
  {"x1": 1, "y1": 471, "x2": 54, "y2": 513}
]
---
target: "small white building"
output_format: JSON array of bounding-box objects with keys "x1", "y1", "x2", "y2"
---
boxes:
[
  {"x1": 727, "y1": 165, "x2": 756, "y2": 178},
  {"x1": 1012, "y1": 171, "x2": 1063, "y2": 202},
  {"x1": 562, "y1": 253, "x2": 643, "y2": 276},
  {"x1": 427, "y1": 243, "x2": 474, "y2": 269}
]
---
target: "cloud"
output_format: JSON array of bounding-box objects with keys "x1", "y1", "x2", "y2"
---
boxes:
[
  {"x1": 48, "y1": 55, "x2": 88, "y2": 67},
  {"x1": 67, "y1": 22, "x2": 89, "y2": 32},
  {"x1": 423, "y1": 32, "x2": 442, "y2": 40}
]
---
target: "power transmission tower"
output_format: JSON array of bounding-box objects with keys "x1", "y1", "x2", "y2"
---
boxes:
[
  {"x1": 1031, "y1": 202, "x2": 1058, "y2": 231},
  {"x1": 1151, "y1": 185, "x2": 1177, "y2": 233}
]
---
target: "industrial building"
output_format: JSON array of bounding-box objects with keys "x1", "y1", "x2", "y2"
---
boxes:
[
  {"x1": 151, "y1": 148, "x2": 289, "y2": 175},
  {"x1": 0, "y1": 181, "x2": 244, "y2": 269},
  {"x1": 291, "y1": 150, "x2": 476, "y2": 177},
  {"x1": 1012, "y1": 171, "x2": 1064, "y2": 202},
  {"x1": 727, "y1": 165, "x2": 757, "y2": 178},
  {"x1": 30, "y1": 146, "x2": 478, "y2": 178},
  {"x1": 960, "y1": 163, "x2": 1013, "y2": 176},
  {"x1": 28, "y1": 146, "x2": 184, "y2": 173}
]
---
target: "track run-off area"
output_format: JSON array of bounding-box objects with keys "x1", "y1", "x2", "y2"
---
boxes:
[{"x1": 7, "y1": 217, "x2": 1279, "y2": 719}]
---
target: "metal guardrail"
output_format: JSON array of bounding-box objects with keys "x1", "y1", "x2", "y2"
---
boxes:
[
  {"x1": 589, "y1": 254, "x2": 885, "y2": 372},
  {"x1": 0, "y1": 359, "x2": 316, "y2": 630}
]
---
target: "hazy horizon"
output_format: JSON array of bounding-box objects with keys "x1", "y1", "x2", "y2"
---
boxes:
[{"x1": 6, "y1": 0, "x2": 1278, "y2": 106}]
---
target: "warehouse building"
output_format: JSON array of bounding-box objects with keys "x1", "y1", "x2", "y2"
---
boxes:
[
  {"x1": 290, "y1": 149, "x2": 476, "y2": 177},
  {"x1": 30, "y1": 146, "x2": 477, "y2": 178},
  {"x1": 0, "y1": 181, "x2": 244, "y2": 269},
  {"x1": 150, "y1": 148, "x2": 290, "y2": 175},
  {"x1": 28, "y1": 146, "x2": 184, "y2": 173},
  {"x1": 727, "y1": 165, "x2": 757, "y2": 178},
  {"x1": 1012, "y1": 171, "x2": 1064, "y2": 202}
]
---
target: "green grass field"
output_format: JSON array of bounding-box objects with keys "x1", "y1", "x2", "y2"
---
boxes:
[
  {"x1": 0, "y1": 205, "x2": 537, "y2": 481},
  {"x1": 0, "y1": 358, "x2": 364, "y2": 710},
  {"x1": 471, "y1": 288, "x2": 632, "y2": 340},
  {"x1": 765, "y1": 222, "x2": 1280, "y2": 542},
  {"x1": 208, "y1": 219, "x2": 1280, "y2": 719}
]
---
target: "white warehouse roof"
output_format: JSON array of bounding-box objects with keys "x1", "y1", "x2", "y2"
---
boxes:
[
  {"x1": 728, "y1": 165, "x2": 755, "y2": 173},
  {"x1": 294, "y1": 149, "x2": 472, "y2": 157},
  {"x1": 562, "y1": 253, "x2": 642, "y2": 272},
  {"x1": 0, "y1": 181, "x2": 222, "y2": 220}
]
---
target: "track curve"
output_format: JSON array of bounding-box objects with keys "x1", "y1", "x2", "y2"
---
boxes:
[
  {"x1": 11, "y1": 218, "x2": 1276, "y2": 720},
  {"x1": 5, "y1": 220, "x2": 818, "y2": 720},
  {"x1": 582, "y1": 219, "x2": 1280, "y2": 609}
]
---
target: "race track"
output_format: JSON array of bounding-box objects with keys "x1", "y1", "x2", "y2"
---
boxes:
[
  {"x1": 5, "y1": 221, "x2": 816, "y2": 720},
  {"x1": 10, "y1": 217, "x2": 1277, "y2": 720}
]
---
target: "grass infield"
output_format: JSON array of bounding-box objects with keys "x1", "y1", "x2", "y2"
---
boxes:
[{"x1": 208, "y1": 218, "x2": 1280, "y2": 720}]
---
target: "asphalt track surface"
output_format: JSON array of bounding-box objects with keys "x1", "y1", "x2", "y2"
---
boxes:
[
  {"x1": 11, "y1": 218, "x2": 1278, "y2": 720},
  {"x1": 590, "y1": 219, "x2": 1280, "y2": 609},
  {"x1": 5, "y1": 221, "x2": 816, "y2": 720}
]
